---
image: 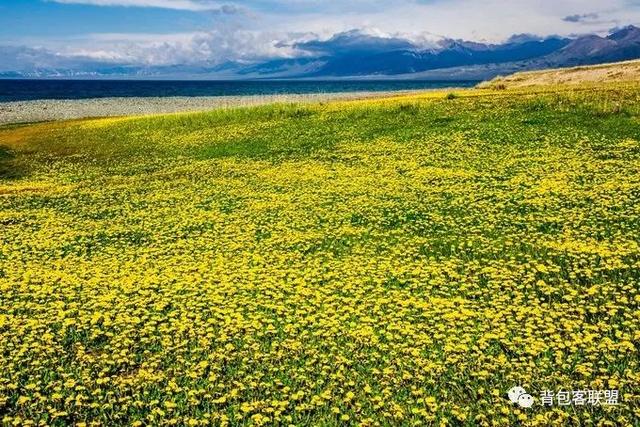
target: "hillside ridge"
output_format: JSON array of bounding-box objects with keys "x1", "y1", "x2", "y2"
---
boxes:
[{"x1": 478, "y1": 59, "x2": 640, "y2": 89}]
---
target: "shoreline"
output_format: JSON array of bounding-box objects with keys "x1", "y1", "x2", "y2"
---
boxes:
[{"x1": 0, "y1": 90, "x2": 436, "y2": 125}]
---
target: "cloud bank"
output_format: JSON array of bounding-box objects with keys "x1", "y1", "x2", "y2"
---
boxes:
[
  {"x1": 49, "y1": 0, "x2": 235, "y2": 11},
  {"x1": 563, "y1": 13, "x2": 600, "y2": 23}
]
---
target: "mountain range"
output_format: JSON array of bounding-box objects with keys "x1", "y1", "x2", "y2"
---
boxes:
[{"x1": 2, "y1": 25, "x2": 640, "y2": 80}]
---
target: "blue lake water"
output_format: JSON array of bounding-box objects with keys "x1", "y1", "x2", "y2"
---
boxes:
[{"x1": 0, "y1": 79, "x2": 479, "y2": 102}]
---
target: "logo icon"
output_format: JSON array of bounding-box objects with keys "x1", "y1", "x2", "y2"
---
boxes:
[{"x1": 508, "y1": 386, "x2": 534, "y2": 408}]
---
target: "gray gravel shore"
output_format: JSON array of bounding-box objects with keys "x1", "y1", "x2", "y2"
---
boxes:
[{"x1": 0, "y1": 91, "x2": 424, "y2": 125}]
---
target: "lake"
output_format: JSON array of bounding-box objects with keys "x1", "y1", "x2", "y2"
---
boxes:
[{"x1": 0, "y1": 79, "x2": 479, "y2": 102}]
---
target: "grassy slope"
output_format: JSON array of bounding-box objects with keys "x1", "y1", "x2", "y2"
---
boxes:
[
  {"x1": 0, "y1": 84, "x2": 639, "y2": 426},
  {"x1": 479, "y1": 60, "x2": 640, "y2": 89}
]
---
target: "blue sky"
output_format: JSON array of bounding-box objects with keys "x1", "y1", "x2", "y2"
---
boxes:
[{"x1": 1, "y1": 0, "x2": 639, "y2": 70}]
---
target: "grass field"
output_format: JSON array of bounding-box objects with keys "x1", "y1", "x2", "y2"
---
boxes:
[{"x1": 0, "y1": 83, "x2": 639, "y2": 426}]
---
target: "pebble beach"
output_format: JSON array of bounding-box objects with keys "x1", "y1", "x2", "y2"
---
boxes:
[{"x1": 0, "y1": 91, "x2": 424, "y2": 125}]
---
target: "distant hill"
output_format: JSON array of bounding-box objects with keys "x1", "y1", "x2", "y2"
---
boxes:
[
  {"x1": 231, "y1": 25, "x2": 640, "y2": 80},
  {"x1": 298, "y1": 36, "x2": 571, "y2": 78},
  {"x1": 478, "y1": 59, "x2": 640, "y2": 89},
  {"x1": 2, "y1": 26, "x2": 640, "y2": 80},
  {"x1": 542, "y1": 25, "x2": 640, "y2": 66}
]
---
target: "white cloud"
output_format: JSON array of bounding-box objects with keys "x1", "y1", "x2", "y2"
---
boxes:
[
  {"x1": 49, "y1": 0, "x2": 238, "y2": 11},
  {"x1": 46, "y1": 30, "x2": 310, "y2": 66},
  {"x1": 45, "y1": 0, "x2": 640, "y2": 41},
  {"x1": 260, "y1": 0, "x2": 640, "y2": 42}
]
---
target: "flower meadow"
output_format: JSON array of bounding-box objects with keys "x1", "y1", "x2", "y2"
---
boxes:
[{"x1": 0, "y1": 83, "x2": 639, "y2": 426}]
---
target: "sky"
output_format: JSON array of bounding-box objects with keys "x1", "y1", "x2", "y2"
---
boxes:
[{"x1": 1, "y1": 0, "x2": 640, "y2": 71}]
